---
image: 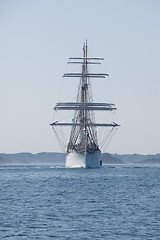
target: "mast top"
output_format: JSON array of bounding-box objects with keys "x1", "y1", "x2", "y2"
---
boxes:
[
  {"x1": 65, "y1": 40, "x2": 108, "y2": 78},
  {"x1": 86, "y1": 39, "x2": 87, "y2": 59},
  {"x1": 83, "y1": 39, "x2": 88, "y2": 59}
]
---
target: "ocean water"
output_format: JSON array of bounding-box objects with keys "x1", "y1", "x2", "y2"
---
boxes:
[{"x1": 0, "y1": 164, "x2": 160, "y2": 240}]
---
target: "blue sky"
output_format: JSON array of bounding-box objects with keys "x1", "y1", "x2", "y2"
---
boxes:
[{"x1": 0, "y1": 0, "x2": 160, "y2": 154}]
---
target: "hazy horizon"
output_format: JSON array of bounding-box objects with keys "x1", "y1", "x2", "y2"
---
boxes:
[{"x1": 1, "y1": 151, "x2": 160, "y2": 156}]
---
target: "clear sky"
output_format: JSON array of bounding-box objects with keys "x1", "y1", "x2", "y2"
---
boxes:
[{"x1": 0, "y1": 0, "x2": 160, "y2": 154}]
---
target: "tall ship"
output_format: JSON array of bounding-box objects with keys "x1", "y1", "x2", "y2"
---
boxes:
[{"x1": 50, "y1": 40, "x2": 119, "y2": 168}]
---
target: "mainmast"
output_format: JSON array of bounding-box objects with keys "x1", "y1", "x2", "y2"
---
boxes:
[{"x1": 80, "y1": 40, "x2": 88, "y2": 145}]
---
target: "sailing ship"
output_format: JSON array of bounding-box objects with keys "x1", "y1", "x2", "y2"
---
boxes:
[{"x1": 50, "y1": 40, "x2": 119, "y2": 168}]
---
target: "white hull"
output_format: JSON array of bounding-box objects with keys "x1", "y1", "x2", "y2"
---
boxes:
[{"x1": 66, "y1": 149, "x2": 101, "y2": 168}]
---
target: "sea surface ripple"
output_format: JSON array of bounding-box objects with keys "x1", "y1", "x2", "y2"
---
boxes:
[{"x1": 0, "y1": 164, "x2": 160, "y2": 239}]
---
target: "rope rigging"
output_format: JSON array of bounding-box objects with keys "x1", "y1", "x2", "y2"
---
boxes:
[{"x1": 50, "y1": 40, "x2": 119, "y2": 157}]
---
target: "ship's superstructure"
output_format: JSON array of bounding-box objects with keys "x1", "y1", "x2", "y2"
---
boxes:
[{"x1": 50, "y1": 41, "x2": 119, "y2": 167}]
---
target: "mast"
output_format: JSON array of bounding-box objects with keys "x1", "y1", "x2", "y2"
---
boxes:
[
  {"x1": 80, "y1": 39, "x2": 92, "y2": 147},
  {"x1": 82, "y1": 40, "x2": 87, "y2": 145}
]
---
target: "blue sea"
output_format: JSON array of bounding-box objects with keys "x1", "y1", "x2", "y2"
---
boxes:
[{"x1": 0, "y1": 164, "x2": 160, "y2": 240}]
